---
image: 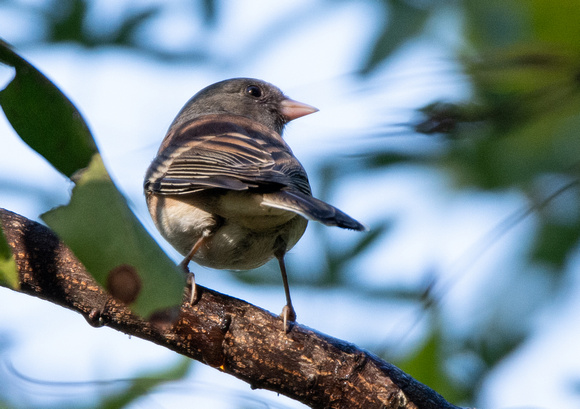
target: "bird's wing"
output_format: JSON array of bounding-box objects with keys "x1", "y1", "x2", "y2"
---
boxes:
[{"x1": 144, "y1": 114, "x2": 311, "y2": 196}]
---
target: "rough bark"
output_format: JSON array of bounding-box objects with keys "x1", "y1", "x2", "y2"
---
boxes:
[{"x1": 0, "y1": 208, "x2": 461, "y2": 409}]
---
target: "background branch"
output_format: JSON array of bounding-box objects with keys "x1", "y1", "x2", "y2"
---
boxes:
[{"x1": 0, "y1": 208, "x2": 460, "y2": 409}]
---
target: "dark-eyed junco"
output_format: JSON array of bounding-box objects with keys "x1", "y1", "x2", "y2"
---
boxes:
[{"x1": 144, "y1": 78, "x2": 366, "y2": 331}]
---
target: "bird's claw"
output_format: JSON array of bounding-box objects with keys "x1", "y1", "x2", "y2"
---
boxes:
[
  {"x1": 186, "y1": 272, "x2": 198, "y2": 306},
  {"x1": 281, "y1": 304, "x2": 296, "y2": 333}
]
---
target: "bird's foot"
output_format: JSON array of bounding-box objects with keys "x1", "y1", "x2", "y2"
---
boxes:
[
  {"x1": 179, "y1": 261, "x2": 198, "y2": 306},
  {"x1": 185, "y1": 273, "x2": 198, "y2": 306},
  {"x1": 281, "y1": 304, "x2": 297, "y2": 333}
]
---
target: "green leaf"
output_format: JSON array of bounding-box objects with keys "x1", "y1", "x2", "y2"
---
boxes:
[
  {"x1": 49, "y1": 0, "x2": 88, "y2": 44},
  {"x1": 463, "y1": 0, "x2": 528, "y2": 50},
  {"x1": 398, "y1": 331, "x2": 441, "y2": 390},
  {"x1": 0, "y1": 39, "x2": 98, "y2": 178},
  {"x1": 0, "y1": 223, "x2": 18, "y2": 290},
  {"x1": 397, "y1": 329, "x2": 469, "y2": 404},
  {"x1": 531, "y1": 221, "x2": 580, "y2": 269},
  {"x1": 442, "y1": 90, "x2": 580, "y2": 190},
  {"x1": 529, "y1": 0, "x2": 580, "y2": 52},
  {"x1": 42, "y1": 154, "x2": 184, "y2": 318}
]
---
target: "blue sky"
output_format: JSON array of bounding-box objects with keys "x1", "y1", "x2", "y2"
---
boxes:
[{"x1": 1, "y1": 1, "x2": 580, "y2": 408}]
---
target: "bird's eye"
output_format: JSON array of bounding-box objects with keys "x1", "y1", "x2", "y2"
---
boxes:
[{"x1": 246, "y1": 85, "x2": 262, "y2": 98}]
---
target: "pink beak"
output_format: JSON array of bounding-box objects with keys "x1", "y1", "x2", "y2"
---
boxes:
[{"x1": 280, "y1": 98, "x2": 319, "y2": 121}]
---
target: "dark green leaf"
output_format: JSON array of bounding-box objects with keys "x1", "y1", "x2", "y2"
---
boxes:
[
  {"x1": 0, "y1": 39, "x2": 98, "y2": 177},
  {"x1": 49, "y1": 0, "x2": 88, "y2": 44},
  {"x1": 42, "y1": 154, "x2": 184, "y2": 318},
  {"x1": 531, "y1": 221, "x2": 580, "y2": 269}
]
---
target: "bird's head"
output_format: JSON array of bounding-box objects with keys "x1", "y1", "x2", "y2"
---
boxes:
[{"x1": 171, "y1": 78, "x2": 318, "y2": 134}]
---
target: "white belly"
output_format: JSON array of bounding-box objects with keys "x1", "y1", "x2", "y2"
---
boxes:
[{"x1": 148, "y1": 194, "x2": 307, "y2": 270}]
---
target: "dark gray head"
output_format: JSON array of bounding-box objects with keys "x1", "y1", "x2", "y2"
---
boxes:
[{"x1": 170, "y1": 78, "x2": 317, "y2": 134}]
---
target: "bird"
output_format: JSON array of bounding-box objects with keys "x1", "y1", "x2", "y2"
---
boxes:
[{"x1": 144, "y1": 78, "x2": 367, "y2": 331}]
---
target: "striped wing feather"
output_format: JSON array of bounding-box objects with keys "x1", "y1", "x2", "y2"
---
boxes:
[
  {"x1": 145, "y1": 114, "x2": 366, "y2": 231},
  {"x1": 145, "y1": 115, "x2": 311, "y2": 195}
]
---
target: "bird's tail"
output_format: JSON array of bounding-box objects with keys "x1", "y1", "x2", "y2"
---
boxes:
[{"x1": 262, "y1": 190, "x2": 368, "y2": 232}]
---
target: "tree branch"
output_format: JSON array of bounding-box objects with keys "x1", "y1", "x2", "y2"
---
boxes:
[{"x1": 0, "y1": 208, "x2": 461, "y2": 409}]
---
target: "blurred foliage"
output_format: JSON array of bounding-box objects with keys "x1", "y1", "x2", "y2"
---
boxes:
[
  {"x1": 98, "y1": 358, "x2": 191, "y2": 409},
  {"x1": 327, "y1": 0, "x2": 580, "y2": 405},
  {"x1": 2, "y1": 0, "x2": 580, "y2": 407},
  {"x1": 2, "y1": 0, "x2": 217, "y2": 60},
  {"x1": 0, "y1": 355, "x2": 191, "y2": 409},
  {"x1": 47, "y1": 1, "x2": 161, "y2": 48},
  {"x1": 366, "y1": 0, "x2": 580, "y2": 405},
  {"x1": 398, "y1": 327, "x2": 471, "y2": 404},
  {"x1": 360, "y1": 0, "x2": 439, "y2": 74}
]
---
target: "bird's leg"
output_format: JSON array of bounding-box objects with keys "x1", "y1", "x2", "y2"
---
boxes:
[
  {"x1": 180, "y1": 230, "x2": 211, "y2": 305},
  {"x1": 275, "y1": 250, "x2": 296, "y2": 332}
]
